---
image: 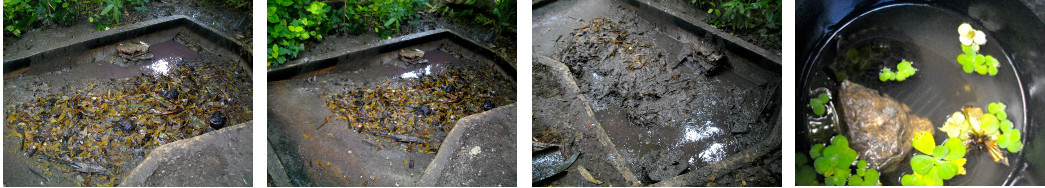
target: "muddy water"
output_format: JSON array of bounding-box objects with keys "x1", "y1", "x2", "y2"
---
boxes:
[
  {"x1": 268, "y1": 40, "x2": 515, "y2": 186},
  {"x1": 598, "y1": 106, "x2": 738, "y2": 168},
  {"x1": 803, "y1": 5, "x2": 1026, "y2": 185}
]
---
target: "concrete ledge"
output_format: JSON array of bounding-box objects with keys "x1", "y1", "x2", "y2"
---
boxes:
[
  {"x1": 417, "y1": 104, "x2": 517, "y2": 187},
  {"x1": 3, "y1": 15, "x2": 251, "y2": 73},
  {"x1": 119, "y1": 122, "x2": 253, "y2": 187},
  {"x1": 266, "y1": 29, "x2": 516, "y2": 82}
]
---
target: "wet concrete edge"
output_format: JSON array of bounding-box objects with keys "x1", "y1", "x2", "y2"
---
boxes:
[
  {"x1": 535, "y1": 55, "x2": 642, "y2": 186},
  {"x1": 3, "y1": 15, "x2": 251, "y2": 74},
  {"x1": 266, "y1": 29, "x2": 516, "y2": 82},
  {"x1": 416, "y1": 103, "x2": 517, "y2": 186},
  {"x1": 118, "y1": 122, "x2": 253, "y2": 187}
]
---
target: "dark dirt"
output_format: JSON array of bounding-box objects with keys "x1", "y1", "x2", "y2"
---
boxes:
[
  {"x1": 534, "y1": 0, "x2": 780, "y2": 186},
  {"x1": 3, "y1": 25, "x2": 252, "y2": 186},
  {"x1": 3, "y1": 0, "x2": 251, "y2": 58},
  {"x1": 267, "y1": 39, "x2": 515, "y2": 186}
]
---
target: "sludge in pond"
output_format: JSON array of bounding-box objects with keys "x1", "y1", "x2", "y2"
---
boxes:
[
  {"x1": 326, "y1": 64, "x2": 515, "y2": 153},
  {"x1": 3, "y1": 56, "x2": 252, "y2": 186}
]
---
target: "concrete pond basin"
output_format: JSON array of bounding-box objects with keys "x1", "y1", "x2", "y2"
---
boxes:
[
  {"x1": 2, "y1": 16, "x2": 253, "y2": 186},
  {"x1": 266, "y1": 29, "x2": 517, "y2": 186}
]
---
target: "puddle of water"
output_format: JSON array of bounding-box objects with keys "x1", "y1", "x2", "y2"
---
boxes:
[
  {"x1": 596, "y1": 106, "x2": 739, "y2": 169},
  {"x1": 141, "y1": 40, "x2": 200, "y2": 76}
]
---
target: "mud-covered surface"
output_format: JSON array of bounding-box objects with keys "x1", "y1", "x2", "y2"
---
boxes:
[
  {"x1": 3, "y1": 0, "x2": 251, "y2": 58},
  {"x1": 2, "y1": 29, "x2": 252, "y2": 186},
  {"x1": 267, "y1": 39, "x2": 516, "y2": 186},
  {"x1": 838, "y1": 80, "x2": 934, "y2": 172},
  {"x1": 533, "y1": 0, "x2": 780, "y2": 186}
]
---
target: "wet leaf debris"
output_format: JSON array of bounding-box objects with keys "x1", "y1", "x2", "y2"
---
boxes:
[
  {"x1": 326, "y1": 64, "x2": 515, "y2": 153},
  {"x1": 558, "y1": 17, "x2": 663, "y2": 71},
  {"x1": 4, "y1": 57, "x2": 252, "y2": 186}
]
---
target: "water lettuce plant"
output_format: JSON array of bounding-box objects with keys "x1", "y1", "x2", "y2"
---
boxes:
[
  {"x1": 797, "y1": 135, "x2": 880, "y2": 186},
  {"x1": 809, "y1": 92, "x2": 829, "y2": 116},
  {"x1": 879, "y1": 59, "x2": 917, "y2": 82},
  {"x1": 938, "y1": 102, "x2": 1021, "y2": 165},
  {"x1": 955, "y1": 23, "x2": 1000, "y2": 76},
  {"x1": 901, "y1": 131, "x2": 967, "y2": 186}
]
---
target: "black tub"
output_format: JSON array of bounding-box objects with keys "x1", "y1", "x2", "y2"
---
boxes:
[{"x1": 797, "y1": 0, "x2": 1045, "y2": 185}]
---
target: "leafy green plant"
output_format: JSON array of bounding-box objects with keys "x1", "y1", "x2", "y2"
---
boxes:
[
  {"x1": 939, "y1": 102, "x2": 1021, "y2": 165},
  {"x1": 990, "y1": 102, "x2": 1022, "y2": 153},
  {"x1": 955, "y1": 23, "x2": 1001, "y2": 76},
  {"x1": 809, "y1": 92, "x2": 829, "y2": 116},
  {"x1": 4, "y1": 0, "x2": 87, "y2": 36},
  {"x1": 901, "y1": 131, "x2": 967, "y2": 186},
  {"x1": 705, "y1": 0, "x2": 780, "y2": 33},
  {"x1": 800, "y1": 135, "x2": 880, "y2": 186},
  {"x1": 879, "y1": 59, "x2": 917, "y2": 82},
  {"x1": 434, "y1": 0, "x2": 516, "y2": 37},
  {"x1": 267, "y1": 0, "x2": 332, "y2": 66}
]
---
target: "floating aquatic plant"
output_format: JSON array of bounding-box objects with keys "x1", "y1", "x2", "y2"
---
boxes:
[
  {"x1": 901, "y1": 131, "x2": 967, "y2": 186},
  {"x1": 879, "y1": 59, "x2": 917, "y2": 82},
  {"x1": 938, "y1": 102, "x2": 1021, "y2": 166},
  {"x1": 798, "y1": 135, "x2": 880, "y2": 186},
  {"x1": 955, "y1": 23, "x2": 1000, "y2": 76},
  {"x1": 809, "y1": 92, "x2": 829, "y2": 116}
]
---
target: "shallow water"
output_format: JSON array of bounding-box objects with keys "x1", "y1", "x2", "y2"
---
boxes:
[{"x1": 803, "y1": 4, "x2": 1026, "y2": 185}]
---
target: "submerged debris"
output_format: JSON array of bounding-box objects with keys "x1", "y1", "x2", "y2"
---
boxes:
[
  {"x1": 679, "y1": 41, "x2": 727, "y2": 76},
  {"x1": 4, "y1": 52, "x2": 253, "y2": 186},
  {"x1": 326, "y1": 63, "x2": 515, "y2": 153}
]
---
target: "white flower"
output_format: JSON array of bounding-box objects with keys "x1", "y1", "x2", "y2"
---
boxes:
[{"x1": 958, "y1": 23, "x2": 987, "y2": 47}]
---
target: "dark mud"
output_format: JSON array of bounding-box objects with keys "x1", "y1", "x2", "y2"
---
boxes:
[
  {"x1": 267, "y1": 39, "x2": 515, "y2": 186},
  {"x1": 2, "y1": 29, "x2": 252, "y2": 186},
  {"x1": 533, "y1": 0, "x2": 780, "y2": 186}
]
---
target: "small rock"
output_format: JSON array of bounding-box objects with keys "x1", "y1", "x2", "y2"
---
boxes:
[
  {"x1": 116, "y1": 119, "x2": 136, "y2": 132},
  {"x1": 209, "y1": 111, "x2": 226, "y2": 129},
  {"x1": 398, "y1": 49, "x2": 427, "y2": 64},
  {"x1": 161, "y1": 90, "x2": 178, "y2": 99},
  {"x1": 482, "y1": 100, "x2": 495, "y2": 111},
  {"x1": 415, "y1": 106, "x2": 432, "y2": 116}
]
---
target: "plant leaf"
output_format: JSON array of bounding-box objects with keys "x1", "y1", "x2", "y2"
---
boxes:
[
  {"x1": 912, "y1": 131, "x2": 935, "y2": 155},
  {"x1": 911, "y1": 154, "x2": 935, "y2": 175}
]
